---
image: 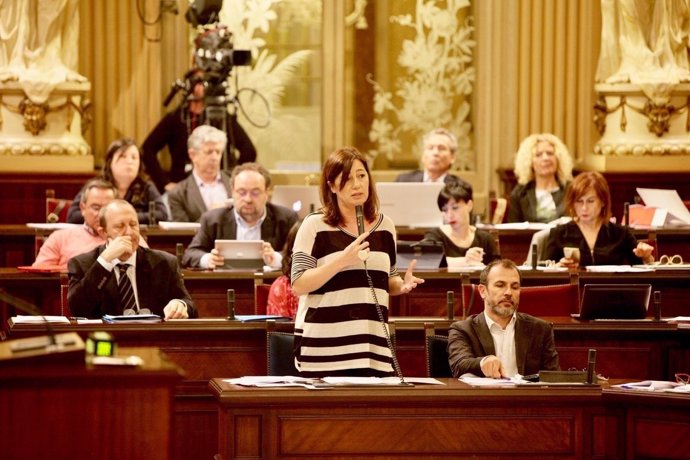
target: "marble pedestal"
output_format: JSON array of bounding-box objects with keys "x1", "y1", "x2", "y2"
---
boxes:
[
  {"x1": 591, "y1": 83, "x2": 690, "y2": 172},
  {"x1": 0, "y1": 81, "x2": 93, "y2": 172}
]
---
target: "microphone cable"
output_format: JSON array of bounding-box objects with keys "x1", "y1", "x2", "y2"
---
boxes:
[{"x1": 361, "y1": 259, "x2": 407, "y2": 385}]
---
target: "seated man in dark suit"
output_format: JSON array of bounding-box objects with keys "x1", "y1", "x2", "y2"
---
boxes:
[
  {"x1": 447, "y1": 259, "x2": 559, "y2": 378},
  {"x1": 68, "y1": 200, "x2": 196, "y2": 319},
  {"x1": 182, "y1": 162, "x2": 299, "y2": 269},
  {"x1": 395, "y1": 128, "x2": 472, "y2": 192},
  {"x1": 168, "y1": 125, "x2": 232, "y2": 222}
]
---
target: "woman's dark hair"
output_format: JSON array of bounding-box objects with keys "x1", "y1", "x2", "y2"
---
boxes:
[
  {"x1": 320, "y1": 147, "x2": 378, "y2": 227},
  {"x1": 437, "y1": 181, "x2": 473, "y2": 210},
  {"x1": 102, "y1": 137, "x2": 148, "y2": 206},
  {"x1": 281, "y1": 220, "x2": 302, "y2": 278}
]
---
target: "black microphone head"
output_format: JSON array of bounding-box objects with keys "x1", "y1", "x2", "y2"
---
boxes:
[
  {"x1": 227, "y1": 289, "x2": 235, "y2": 303},
  {"x1": 355, "y1": 205, "x2": 365, "y2": 235}
]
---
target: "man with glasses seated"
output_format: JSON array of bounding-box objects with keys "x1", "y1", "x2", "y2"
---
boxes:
[
  {"x1": 68, "y1": 200, "x2": 196, "y2": 319},
  {"x1": 33, "y1": 179, "x2": 117, "y2": 270},
  {"x1": 182, "y1": 162, "x2": 298, "y2": 270}
]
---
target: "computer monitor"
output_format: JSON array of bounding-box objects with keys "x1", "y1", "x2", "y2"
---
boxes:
[
  {"x1": 271, "y1": 185, "x2": 321, "y2": 219},
  {"x1": 575, "y1": 284, "x2": 651, "y2": 320},
  {"x1": 214, "y1": 240, "x2": 264, "y2": 271},
  {"x1": 376, "y1": 182, "x2": 445, "y2": 228},
  {"x1": 396, "y1": 240, "x2": 444, "y2": 270}
]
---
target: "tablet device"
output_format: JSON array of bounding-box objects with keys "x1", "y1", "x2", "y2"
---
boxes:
[
  {"x1": 376, "y1": 182, "x2": 445, "y2": 228},
  {"x1": 214, "y1": 240, "x2": 264, "y2": 271},
  {"x1": 271, "y1": 185, "x2": 321, "y2": 219},
  {"x1": 575, "y1": 284, "x2": 651, "y2": 320},
  {"x1": 396, "y1": 240, "x2": 444, "y2": 270}
]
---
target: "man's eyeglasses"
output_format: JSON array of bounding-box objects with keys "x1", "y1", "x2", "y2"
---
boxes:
[
  {"x1": 676, "y1": 373, "x2": 690, "y2": 384},
  {"x1": 124, "y1": 308, "x2": 152, "y2": 316},
  {"x1": 656, "y1": 254, "x2": 683, "y2": 266},
  {"x1": 234, "y1": 189, "x2": 265, "y2": 199}
]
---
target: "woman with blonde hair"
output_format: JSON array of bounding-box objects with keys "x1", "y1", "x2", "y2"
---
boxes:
[{"x1": 508, "y1": 133, "x2": 574, "y2": 223}]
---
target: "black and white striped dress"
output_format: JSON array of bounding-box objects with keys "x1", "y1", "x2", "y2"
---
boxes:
[{"x1": 291, "y1": 212, "x2": 398, "y2": 377}]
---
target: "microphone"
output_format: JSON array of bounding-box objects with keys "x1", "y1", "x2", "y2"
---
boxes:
[
  {"x1": 586, "y1": 348, "x2": 597, "y2": 384},
  {"x1": 0, "y1": 288, "x2": 84, "y2": 361},
  {"x1": 148, "y1": 202, "x2": 157, "y2": 226},
  {"x1": 355, "y1": 205, "x2": 365, "y2": 235},
  {"x1": 176, "y1": 243, "x2": 184, "y2": 267},
  {"x1": 446, "y1": 291, "x2": 455, "y2": 320},
  {"x1": 531, "y1": 243, "x2": 538, "y2": 270},
  {"x1": 226, "y1": 289, "x2": 236, "y2": 320},
  {"x1": 355, "y1": 205, "x2": 368, "y2": 261},
  {"x1": 653, "y1": 290, "x2": 661, "y2": 321},
  {"x1": 624, "y1": 202, "x2": 630, "y2": 227}
]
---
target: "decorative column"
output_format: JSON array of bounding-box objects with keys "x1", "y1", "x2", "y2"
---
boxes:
[
  {"x1": 0, "y1": 80, "x2": 92, "y2": 172},
  {"x1": 591, "y1": 0, "x2": 690, "y2": 172},
  {"x1": 591, "y1": 82, "x2": 690, "y2": 171},
  {"x1": 0, "y1": 0, "x2": 93, "y2": 172}
]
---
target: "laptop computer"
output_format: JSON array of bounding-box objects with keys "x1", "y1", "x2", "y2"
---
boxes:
[
  {"x1": 574, "y1": 284, "x2": 651, "y2": 320},
  {"x1": 396, "y1": 240, "x2": 444, "y2": 270},
  {"x1": 271, "y1": 185, "x2": 321, "y2": 219},
  {"x1": 376, "y1": 182, "x2": 445, "y2": 228},
  {"x1": 214, "y1": 240, "x2": 264, "y2": 271}
]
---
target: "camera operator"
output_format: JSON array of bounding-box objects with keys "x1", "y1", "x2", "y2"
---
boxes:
[{"x1": 142, "y1": 68, "x2": 257, "y2": 194}]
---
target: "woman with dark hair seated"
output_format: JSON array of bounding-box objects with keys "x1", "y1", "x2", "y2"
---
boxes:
[
  {"x1": 544, "y1": 171, "x2": 654, "y2": 267},
  {"x1": 67, "y1": 138, "x2": 168, "y2": 225},
  {"x1": 423, "y1": 182, "x2": 501, "y2": 267}
]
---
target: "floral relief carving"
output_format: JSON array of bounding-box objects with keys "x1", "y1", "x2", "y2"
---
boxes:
[{"x1": 367, "y1": 0, "x2": 475, "y2": 170}]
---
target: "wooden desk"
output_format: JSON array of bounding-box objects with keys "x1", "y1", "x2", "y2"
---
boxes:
[
  {"x1": 210, "y1": 377, "x2": 605, "y2": 459},
  {"x1": 9, "y1": 319, "x2": 690, "y2": 460},
  {"x1": 0, "y1": 346, "x2": 182, "y2": 460},
  {"x1": 604, "y1": 388, "x2": 690, "y2": 459}
]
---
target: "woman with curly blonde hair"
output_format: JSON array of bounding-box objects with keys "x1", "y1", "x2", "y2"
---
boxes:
[{"x1": 508, "y1": 133, "x2": 574, "y2": 223}]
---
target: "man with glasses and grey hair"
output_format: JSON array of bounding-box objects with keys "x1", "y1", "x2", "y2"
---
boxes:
[
  {"x1": 182, "y1": 162, "x2": 298, "y2": 270},
  {"x1": 168, "y1": 124, "x2": 232, "y2": 222}
]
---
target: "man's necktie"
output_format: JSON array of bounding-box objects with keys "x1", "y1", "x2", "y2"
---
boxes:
[{"x1": 117, "y1": 264, "x2": 137, "y2": 314}]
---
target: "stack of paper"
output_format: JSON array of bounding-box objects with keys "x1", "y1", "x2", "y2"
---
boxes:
[{"x1": 12, "y1": 315, "x2": 70, "y2": 324}]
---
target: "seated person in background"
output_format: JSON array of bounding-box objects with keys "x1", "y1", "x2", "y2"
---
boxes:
[
  {"x1": 395, "y1": 128, "x2": 472, "y2": 192},
  {"x1": 68, "y1": 200, "x2": 196, "y2": 319},
  {"x1": 508, "y1": 133, "x2": 573, "y2": 223},
  {"x1": 67, "y1": 138, "x2": 168, "y2": 225},
  {"x1": 182, "y1": 162, "x2": 298, "y2": 269},
  {"x1": 266, "y1": 220, "x2": 301, "y2": 319},
  {"x1": 33, "y1": 179, "x2": 116, "y2": 270},
  {"x1": 142, "y1": 68, "x2": 256, "y2": 194},
  {"x1": 543, "y1": 171, "x2": 654, "y2": 267},
  {"x1": 168, "y1": 125, "x2": 231, "y2": 222},
  {"x1": 447, "y1": 259, "x2": 560, "y2": 378},
  {"x1": 424, "y1": 182, "x2": 500, "y2": 267}
]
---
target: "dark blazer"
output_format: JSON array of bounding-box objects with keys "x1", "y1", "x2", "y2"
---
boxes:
[
  {"x1": 395, "y1": 170, "x2": 473, "y2": 194},
  {"x1": 182, "y1": 202, "x2": 299, "y2": 267},
  {"x1": 68, "y1": 246, "x2": 196, "y2": 319},
  {"x1": 168, "y1": 171, "x2": 232, "y2": 222},
  {"x1": 543, "y1": 220, "x2": 643, "y2": 266},
  {"x1": 508, "y1": 180, "x2": 568, "y2": 223},
  {"x1": 447, "y1": 312, "x2": 559, "y2": 378}
]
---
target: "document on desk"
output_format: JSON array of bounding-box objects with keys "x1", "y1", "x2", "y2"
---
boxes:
[
  {"x1": 12, "y1": 315, "x2": 70, "y2": 324},
  {"x1": 321, "y1": 376, "x2": 443, "y2": 386},
  {"x1": 460, "y1": 376, "x2": 516, "y2": 387},
  {"x1": 225, "y1": 376, "x2": 321, "y2": 388},
  {"x1": 585, "y1": 265, "x2": 654, "y2": 273},
  {"x1": 612, "y1": 380, "x2": 681, "y2": 391},
  {"x1": 157, "y1": 221, "x2": 201, "y2": 230}
]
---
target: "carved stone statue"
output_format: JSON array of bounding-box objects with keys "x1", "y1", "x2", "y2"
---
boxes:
[
  {"x1": 596, "y1": 0, "x2": 690, "y2": 87},
  {"x1": 0, "y1": 0, "x2": 86, "y2": 102}
]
